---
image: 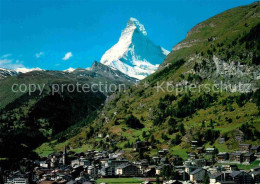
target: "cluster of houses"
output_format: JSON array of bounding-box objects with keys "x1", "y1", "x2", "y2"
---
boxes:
[{"x1": 1, "y1": 143, "x2": 260, "y2": 184}]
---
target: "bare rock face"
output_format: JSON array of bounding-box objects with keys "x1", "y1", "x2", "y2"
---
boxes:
[{"x1": 188, "y1": 55, "x2": 260, "y2": 92}]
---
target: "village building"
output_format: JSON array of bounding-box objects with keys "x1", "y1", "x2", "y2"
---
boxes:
[
  {"x1": 226, "y1": 171, "x2": 253, "y2": 184},
  {"x1": 191, "y1": 141, "x2": 199, "y2": 149},
  {"x1": 191, "y1": 159, "x2": 207, "y2": 167},
  {"x1": 216, "y1": 152, "x2": 229, "y2": 162},
  {"x1": 209, "y1": 172, "x2": 225, "y2": 184},
  {"x1": 243, "y1": 153, "x2": 255, "y2": 164},
  {"x1": 239, "y1": 144, "x2": 251, "y2": 153},
  {"x1": 196, "y1": 147, "x2": 205, "y2": 154},
  {"x1": 219, "y1": 137, "x2": 225, "y2": 144},
  {"x1": 115, "y1": 164, "x2": 140, "y2": 177},
  {"x1": 250, "y1": 171, "x2": 260, "y2": 184},
  {"x1": 229, "y1": 152, "x2": 243, "y2": 163},
  {"x1": 250, "y1": 145, "x2": 260, "y2": 153},
  {"x1": 189, "y1": 168, "x2": 206, "y2": 183},
  {"x1": 188, "y1": 152, "x2": 197, "y2": 161},
  {"x1": 206, "y1": 148, "x2": 216, "y2": 155},
  {"x1": 133, "y1": 141, "x2": 149, "y2": 151}
]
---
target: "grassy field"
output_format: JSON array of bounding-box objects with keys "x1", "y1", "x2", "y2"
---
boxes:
[
  {"x1": 237, "y1": 160, "x2": 260, "y2": 170},
  {"x1": 96, "y1": 178, "x2": 142, "y2": 184}
]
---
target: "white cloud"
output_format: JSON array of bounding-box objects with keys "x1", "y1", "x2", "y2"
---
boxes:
[
  {"x1": 62, "y1": 52, "x2": 73, "y2": 60},
  {"x1": 0, "y1": 58, "x2": 25, "y2": 69},
  {"x1": 35, "y1": 52, "x2": 44, "y2": 58},
  {"x1": 1, "y1": 54, "x2": 12, "y2": 58}
]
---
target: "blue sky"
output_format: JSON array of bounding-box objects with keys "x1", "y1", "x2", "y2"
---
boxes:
[{"x1": 0, "y1": 0, "x2": 256, "y2": 70}]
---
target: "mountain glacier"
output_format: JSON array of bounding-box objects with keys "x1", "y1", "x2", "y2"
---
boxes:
[{"x1": 100, "y1": 17, "x2": 169, "y2": 80}]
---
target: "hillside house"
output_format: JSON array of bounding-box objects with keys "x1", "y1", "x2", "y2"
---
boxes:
[
  {"x1": 217, "y1": 152, "x2": 229, "y2": 162},
  {"x1": 243, "y1": 153, "x2": 254, "y2": 164},
  {"x1": 189, "y1": 168, "x2": 206, "y2": 183},
  {"x1": 206, "y1": 148, "x2": 215, "y2": 155},
  {"x1": 191, "y1": 141, "x2": 199, "y2": 149},
  {"x1": 239, "y1": 144, "x2": 251, "y2": 152},
  {"x1": 230, "y1": 152, "x2": 243, "y2": 163},
  {"x1": 209, "y1": 172, "x2": 225, "y2": 184},
  {"x1": 133, "y1": 141, "x2": 149, "y2": 151},
  {"x1": 250, "y1": 145, "x2": 260, "y2": 153},
  {"x1": 188, "y1": 152, "x2": 197, "y2": 160},
  {"x1": 219, "y1": 137, "x2": 225, "y2": 144},
  {"x1": 255, "y1": 152, "x2": 260, "y2": 160}
]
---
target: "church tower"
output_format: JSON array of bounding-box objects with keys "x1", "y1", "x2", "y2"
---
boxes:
[{"x1": 62, "y1": 146, "x2": 67, "y2": 165}]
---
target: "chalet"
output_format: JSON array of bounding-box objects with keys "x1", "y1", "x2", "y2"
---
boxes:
[
  {"x1": 255, "y1": 152, "x2": 260, "y2": 161},
  {"x1": 230, "y1": 152, "x2": 243, "y2": 163},
  {"x1": 175, "y1": 168, "x2": 189, "y2": 181},
  {"x1": 116, "y1": 164, "x2": 140, "y2": 176},
  {"x1": 251, "y1": 167, "x2": 260, "y2": 172},
  {"x1": 107, "y1": 159, "x2": 129, "y2": 170},
  {"x1": 227, "y1": 171, "x2": 253, "y2": 184},
  {"x1": 206, "y1": 148, "x2": 215, "y2": 155},
  {"x1": 188, "y1": 152, "x2": 197, "y2": 160},
  {"x1": 87, "y1": 165, "x2": 98, "y2": 177},
  {"x1": 134, "y1": 141, "x2": 149, "y2": 151},
  {"x1": 5, "y1": 176, "x2": 29, "y2": 184},
  {"x1": 144, "y1": 165, "x2": 156, "y2": 177},
  {"x1": 250, "y1": 171, "x2": 260, "y2": 184},
  {"x1": 160, "y1": 158, "x2": 167, "y2": 165},
  {"x1": 239, "y1": 144, "x2": 251, "y2": 152},
  {"x1": 152, "y1": 156, "x2": 160, "y2": 164},
  {"x1": 156, "y1": 166, "x2": 162, "y2": 175},
  {"x1": 243, "y1": 153, "x2": 254, "y2": 164},
  {"x1": 158, "y1": 149, "x2": 169, "y2": 156},
  {"x1": 196, "y1": 147, "x2": 204, "y2": 154},
  {"x1": 219, "y1": 137, "x2": 225, "y2": 144},
  {"x1": 189, "y1": 168, "x2": 206, "y2": 183},
  {"x1": 172, "y1": 155, "x2": 183, "y2": 165},
  {"x1": 216, "y1": 152, "x2": 229, "y2": 162},
  {"x1": 101, "y1": 166, "x2": 114, "y2": 177},
  {"x1": 71, "y1": 158, "x2": 90, "y2": 167},
  {"x1": 192, "y1": 159, "x2": 206, "y2": 167},
  {"x1": 250, "y1": 145, "x2": 260, "y2": 153},
  {"x1": 191, "y1": 141, "x2": 199, "y2": 149},
  {"x1": 40, "y1": 161, "x2": 49, "y2": 168},
  {"x1": 97, "y1": 133, "x2": 103, "y2": 138},
  {"x1": 209, "y1": 172, "x2": 225, "y2": 184},
  {"x1": 221, "y1": 165, "x2": 238, "y2": 171},
  {"x1": 235, "y1": 130, "x2": 244, "y2": 143}
]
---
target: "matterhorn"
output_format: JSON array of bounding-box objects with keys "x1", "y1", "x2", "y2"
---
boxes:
[{"x1": 100, "y1": 17, "x2": 169, "y2": 80}]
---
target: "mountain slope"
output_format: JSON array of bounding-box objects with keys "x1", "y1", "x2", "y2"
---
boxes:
[
  {"x1": 0, "y1": 61, "x2": 135, "y2": 160},
  {"x1": 101, "y1": 17, "x2": 169, "y2": 80},
  {"x1": 0, "y1": 68, "x2": 18, "y2": 80},
  {"x1": 42, "y1": 2, "x2": 260, "y2": 159}
]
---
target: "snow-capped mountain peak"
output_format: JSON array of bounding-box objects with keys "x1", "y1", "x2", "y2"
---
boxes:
[
  {"x1": 100, "y1": 17, "x2": 169, "y2": 80},
  {"x1": 127, "y1": 17, "x2": 147, "y2": 36}
]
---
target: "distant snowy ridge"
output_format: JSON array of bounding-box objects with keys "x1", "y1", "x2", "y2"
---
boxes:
[
  {"x1": 100, "y1": 17, "x2": 169, "y2": 79},
  {"x1": 0, "y1": 67, "x2": 44, "y2": 80},
  {"x1": 64, "y1": 67, "x2": 75, "y2": 73},
  {"x1": 15, "y1": 67, "x2": 44, "y2": 73}
]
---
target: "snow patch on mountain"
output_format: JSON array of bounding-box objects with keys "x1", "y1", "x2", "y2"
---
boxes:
[
  {"x1": 100, "y1": 17, "x2": 169, "y2": 80},
  {"x1": 64, "y1": 67, "x2": 75, "y2": 73},
  {"x1": 15, "y1": 67, "x2": 43, "y2": 73}
]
